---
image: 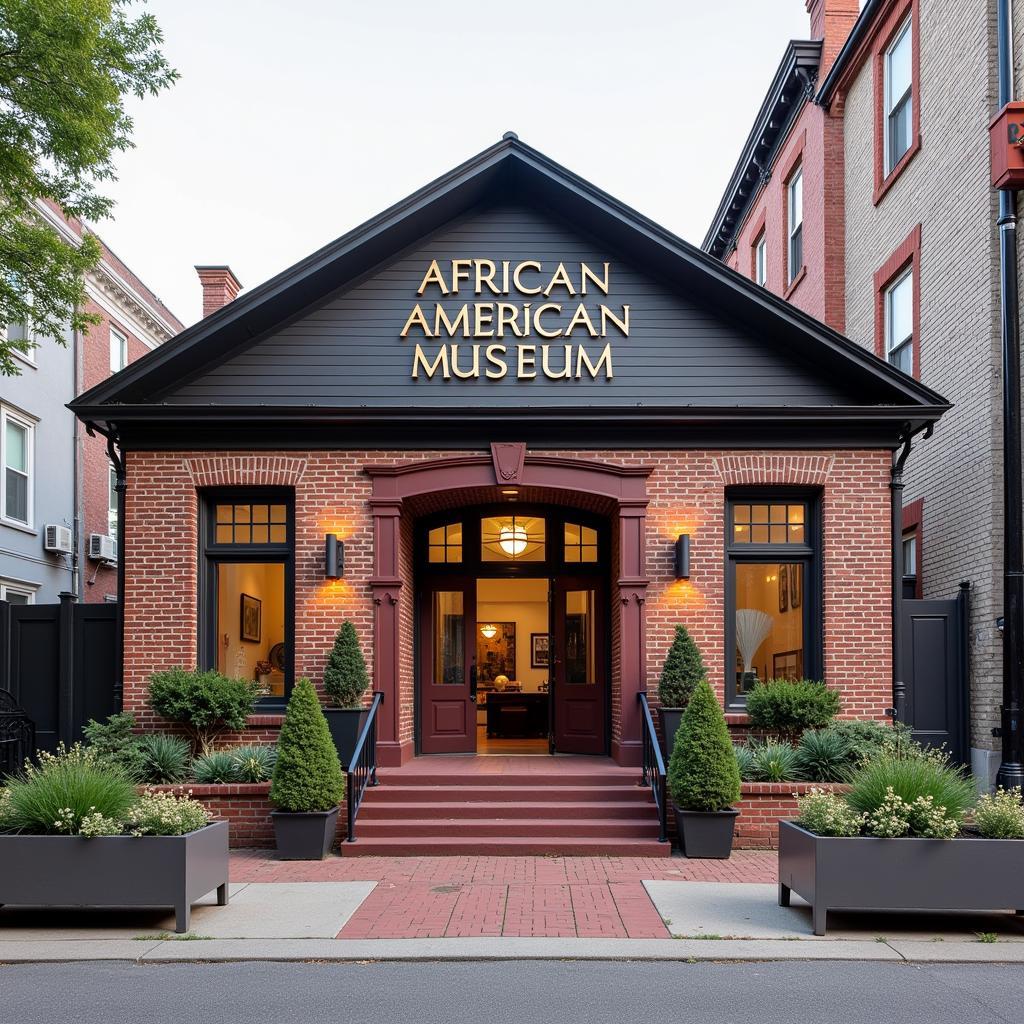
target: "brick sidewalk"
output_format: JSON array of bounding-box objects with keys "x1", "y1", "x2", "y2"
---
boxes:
[{"x1": 230, "y1": 850, "x2": 776, "y2": 939}]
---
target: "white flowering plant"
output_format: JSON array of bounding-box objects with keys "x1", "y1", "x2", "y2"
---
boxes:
[
  {"x1": 796, "y1": 788, "x2": 865, "y2": 837},
  {"x1": 125, "y1": 789, "x2": 209, "y2": 836},
  {"x1": 972, "y1": 787, "x2": 1024, "y2": 839}
]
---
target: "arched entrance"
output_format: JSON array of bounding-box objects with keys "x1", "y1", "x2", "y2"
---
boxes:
[
  {"x1": 365, "y1": 445, "x2": 653, "y2": 767},
  {"x1": 416, "y1": 504, "x2": 610, "y2": 756}
]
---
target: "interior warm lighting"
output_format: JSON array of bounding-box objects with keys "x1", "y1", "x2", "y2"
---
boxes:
[
  {"x1": 501, "y1": 488, "x2": 519, "y2": 496},
  {"x1": 499, "y1": 524, "x2": 528, "y2": 556},
  {"x1": 479, "y1": 623, "x2": 498, "y2": 639}
]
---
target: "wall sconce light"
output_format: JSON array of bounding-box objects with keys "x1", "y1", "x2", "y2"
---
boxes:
[
  {"x1": 325, "y1": 534, "x2": 344, "y2": 579},
  {"x1": 674, "y1": 534, "x2": 691, "y2": 580}
]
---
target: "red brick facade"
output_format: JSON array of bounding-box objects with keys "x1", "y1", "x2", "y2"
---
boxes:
[{"x1": 122, "y1": 447, "x2": 893, "y2": 748}]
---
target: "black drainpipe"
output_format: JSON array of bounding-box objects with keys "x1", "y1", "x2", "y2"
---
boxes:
[{"x1": 997, "y1": 0, "x2": 1024, "y2": 789}]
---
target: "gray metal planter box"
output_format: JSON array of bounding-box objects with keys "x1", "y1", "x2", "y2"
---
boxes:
[
  {"x1": 778, "y1": 820, "x2": 1024, "y2": 936},
  {"x1": 0, "y1": 820, "x2": 229, "y2": 933}
]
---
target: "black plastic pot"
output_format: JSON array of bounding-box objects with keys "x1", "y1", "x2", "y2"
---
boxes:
[
  {"x1": 323, "y1": 707, "x2": 369, "y2": 771},
  {"x1": 0, "y1": 820, "x2": 229, "y2": 933},
  {"x1": 673, "y1": 804, "x2": 739, "y2": 859},
  {"x1": 659, "y1": 708, "x2": 684, "y2": 758},
  {"x1": 271, "y1": 807, "x2": 339, "y2": 860}
]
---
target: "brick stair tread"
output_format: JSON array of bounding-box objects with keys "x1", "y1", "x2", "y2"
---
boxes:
[
  {"x1": 366, "y1": 785, "x2": 652, "y2": 802},
  {"x1": 381, "y1": 773, "x2": 641, "y2": 787},
  {"x1": 340, "y1": 836, "x2": 672, "y2": 857},
  {"x1": 356, "y1": 817, "x2": 661, "y2": 837},
  {"x1": 359, "y1": 800, "x2": 655, "y2": 819}
]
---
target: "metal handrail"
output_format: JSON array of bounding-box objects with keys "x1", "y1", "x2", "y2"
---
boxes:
[
  {"x1": 345, "y1": 691, "x2": 384, "y2": 842},
  {"x1": 637, "y1": 691, "x2": 668, "y2": 843}
]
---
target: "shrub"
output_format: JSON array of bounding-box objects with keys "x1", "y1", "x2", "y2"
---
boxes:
[
  {"x1": 82, "y1": 712, "x2": 147, "y2": 780},
  {"x1": 846, "y1": 750, "x2": 975, "y2": 837},
  {"x1": 137, "y1": 734, "x2": 192, "y2": 784},
  {"x1": 127, "y1": 790, "x2": 209, "y2": 836},
  {"x1": 973, "y1": 787, "x2": 1024, "y2": 839},
  {"x1": 797, "y1": 788, "x2": 865, "y2": 837},
  {"x1": 745, "y1": 679, "x2": 841, "y2": 740},
  {"x1": 147, "y1": 668, "x2": 259, "y2": 756},
  {"x1": 820, "y1": 719, "x2": 912, "y2": 765},
  {"x1": 748, "y1": 741, "x2": 804, "y2": 782},
  {"x1": 231, "y1": 744, "x2": 277, "y2": 783},
  {"x1": 796, "y1": 728, "x2": 853, "y2": 782},
  {"x1": 270, "y1": 678, "x2": 345, "y2": 813},
  {"x1": 733, "y1": 745, "x2": 755, "y2": 781},
  {"x1": 657, "y1": 625, "x2": 706, "y2": 709},
  {"x1": 322, "y1": 621, "x2": 370, "y2": 709},
  {"x1": 192, "y1": 750, "x2": 240, "y2": 784},
  {"x1": 0, "y1": 745, "x2": 137, "y2": 836},
  {"x1": 667, "y1": 679, "x2": 740, "y2": 812}
]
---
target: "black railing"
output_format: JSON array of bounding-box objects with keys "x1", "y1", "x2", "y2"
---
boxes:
[
  {"x1": 638, "y1": 692, "x2": 668, "y2": 843},
  {"x1": 346, "y1": 691, "x2": 384, "y2": 842},
  {"x1": 0, "y1": 690, "x2": 34, "y2": 779}
]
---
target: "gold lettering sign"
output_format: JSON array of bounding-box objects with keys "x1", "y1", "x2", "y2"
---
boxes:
[{"x1": 403, "y1": 260, "x2": 627, "y2": 381}]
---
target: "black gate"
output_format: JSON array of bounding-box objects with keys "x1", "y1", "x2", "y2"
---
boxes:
[
  {"x1": 0, "y1": 594, "x2": 118, "y2": 753},
  {"x1": 900, "y1": 582, "x2": 970, "y2": 764}
]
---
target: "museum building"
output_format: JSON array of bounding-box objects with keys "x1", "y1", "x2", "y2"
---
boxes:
[{"x1": 70, "y1": 136, "x2": 946, "y2": 848}]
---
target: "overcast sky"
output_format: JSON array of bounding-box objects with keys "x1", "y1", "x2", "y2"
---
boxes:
[{"x1": 98, "y1": 1, "x2": 812, "y2": 327}]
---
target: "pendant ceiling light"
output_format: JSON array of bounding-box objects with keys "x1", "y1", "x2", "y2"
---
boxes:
[
  {"x1": 480, "y1": 623, "x2": 498, "y2": 639},
  {"x1": 498, "y1": 523, "x2": 528, "y2": 556}
]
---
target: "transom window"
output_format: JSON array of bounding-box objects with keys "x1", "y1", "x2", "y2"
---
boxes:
[
  {"x1": 731, "y1": 503, "x2": 806, "y2": 545},
  {"x1": 564, "y1": 522, "x2": 598, "y2": 563},
  {"x1": 885, "y1": 268, "x2": 914, "y2": 375},
  {"x1": 885, "y1": 18, "x2": 913, "y2": 175},
  {"x1": 214, "y1": 502, "x2": 288, "y2": 545},
  {"x1": 787, "y1": 167, "x2": 803, "y2": 284},
  {"x1": 481, "y1": 515, "x2": 546, "y2": 562},
  {"x1": 428, "y1": 522, "x2": 463, "y2": 563}
]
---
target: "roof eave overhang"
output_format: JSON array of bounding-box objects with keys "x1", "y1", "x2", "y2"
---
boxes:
[
  {"x1": 702, "y1": 39, "x2": 823, "y2": 259},
  {"x1": 815, "y1": 0, "x2": 884, "y2": 109}
]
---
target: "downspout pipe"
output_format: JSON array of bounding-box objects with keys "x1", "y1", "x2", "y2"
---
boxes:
[{"x1": 997, "y1": 0, "x2": 1024, "y2": 789}]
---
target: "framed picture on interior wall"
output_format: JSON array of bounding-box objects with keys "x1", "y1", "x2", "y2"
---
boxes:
[
  {"x1": 477, "y1": 622, "x2": 516, "y2": 684},
  {"x1": 778, "y1": 565, "x2": 789, "y2": 613},
  {"x1": 531, "y1": 632, "x2": 549, "y2": 668},
  {"x1": 240, "y1": 593, "x2": 261, "y2": 643},
  {"x1": 772, "y1": 649, "x2": 803, "y2": 681},
  {"x1": 789, "y1": 563, "x2": 802, "y2": 609}
]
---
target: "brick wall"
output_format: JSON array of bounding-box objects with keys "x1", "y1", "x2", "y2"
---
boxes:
[{"x1": 122, "y1": 447, "x2": 893, "y2": 736}]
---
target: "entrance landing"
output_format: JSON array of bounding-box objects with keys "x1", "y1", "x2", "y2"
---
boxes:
[{"x1": 346, "y1": 755, "x2": 670, "y2": 857}]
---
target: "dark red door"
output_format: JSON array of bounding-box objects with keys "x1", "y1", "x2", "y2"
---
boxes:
[
  {"x1": 552, "y1": 577, "x2": 606, "y2": 754},
  {"x1": 418, "y1": 578, "x2": 477, "y2": 754}
]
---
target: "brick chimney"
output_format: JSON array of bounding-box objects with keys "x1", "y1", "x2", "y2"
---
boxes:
[
  {"x1": 195, "y1": 265, "x2": 243, "y2": 317},
  {"x1": 806, "y1": 0, "x2": 860, "y2": 78}
]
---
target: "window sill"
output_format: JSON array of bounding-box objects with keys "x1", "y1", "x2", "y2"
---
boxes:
[
  {"x1": 1, "y1": 519, "x2": 37, "y2": 536},
  {"x1": 724, "y1": 712, "x2": 750, "y2": 725},
  {"x1": 874, "y1": 135, "x2": 921, "y2": 205},
  {"x1": 11, "y1": 350, "x2": 37, "y2": 370},
  {"x1": 247, "y1": 713, "x2": 285, "y2": 728},
  {"x1": 783, "y1": 266, "x2": 807, "y2": 300}
]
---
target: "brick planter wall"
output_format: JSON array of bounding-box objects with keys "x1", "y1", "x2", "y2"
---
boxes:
[{"x1": 734, "y1": 782, "x2": 847, "y2": 849}]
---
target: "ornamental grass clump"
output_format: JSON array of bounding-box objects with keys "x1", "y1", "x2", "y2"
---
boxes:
[
  {"x1": 270, "y1": 678, "x2": 345, "y2": 813},
  {"x1": 322, "y1": 621, "x2": 370, "y2": 709},
  {"x1": 137, "y1": 733, "x2": 192, "y2": 784},
  {"x1": 231, "y1": 744, "x2": 277, "y2": 783},
  {"x1": 192, "y1": 750, "x2": 240, "y2": 785},
  {"x1": 0, "y1": 745, "x2": 137, "y2": 836},
  {"x1": 657, "y1": 625, "x2": 706, "y2": 710},
  {"x1": 748, "y1": 740, "x2": 804, "y2": 782},
  {"x1": 733, "y1": 745, "x2": 755, "y2": 781},
  {"x1": 147, "y1": 668, "x2": 259, "y2": 757},
  {"x1": 796, "y1": 727, "x2": 853, "y2": 782},
  {"x1": 973, "y1": 788, "x2": 1024, "y2": 839},
  {"x1": 745, "y1": 678, "x2": 840, "y2": 741},
  {"x1": 797, "y1": 788, "x2": 865, "y2": 837},
  {"x1": 667, "y1": 680, "x2": 740, "y2": 812}
]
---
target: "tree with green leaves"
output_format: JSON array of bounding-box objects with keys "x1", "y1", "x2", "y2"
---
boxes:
[
  {"x1": 0, "y1": 0, "x2": 178, "y2": 374},
  {"x1": 657, "y1": 624, "x2": 706, "y2": 709},
  {"x1": 322, "y1": 621, "x2": 370, "y2": 708}
]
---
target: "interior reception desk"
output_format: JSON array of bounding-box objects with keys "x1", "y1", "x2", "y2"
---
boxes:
[{"x1": 484, "y1": 692, "x2": 549, "y2": 738}]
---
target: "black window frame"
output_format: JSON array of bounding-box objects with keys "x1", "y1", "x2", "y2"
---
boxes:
[
  {"x1": 724, "y1": 488, "x2": 822, "y2": 708},
  {"x1": 199, "y1": 488, "x2": 295, "y2": 708}
]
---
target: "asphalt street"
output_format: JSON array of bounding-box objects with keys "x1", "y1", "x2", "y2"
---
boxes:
[{"x1": 1, "y1": 959, "x2": 1020, "y2": 1024}]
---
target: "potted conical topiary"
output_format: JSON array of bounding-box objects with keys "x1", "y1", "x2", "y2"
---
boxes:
[
  {"x1": 668, "y1": 679, "x2": 742, "y2": 858},
  {"x1": 270, "y1": 678, "x2": 345, "y2": 859},
  {"x1": 657, "y1": 625, "x2": 706, "y2": 757},
  {"x1": 321, "y1": 621, "x2": 371, "y2": 770}
]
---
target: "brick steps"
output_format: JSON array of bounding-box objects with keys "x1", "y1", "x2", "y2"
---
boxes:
[{"x1": 344, "y1": 761, "x2": 670, "y2": 857}]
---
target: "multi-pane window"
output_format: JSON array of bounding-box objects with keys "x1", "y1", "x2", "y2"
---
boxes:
[
  {"x1": 0, "y1": 581, "x2": 34, "y2": 604},
  {"x1": 205, "y1": 494, "x2": 292, "y2": 701},
  {"x1": 754, "y1": 233, "x2": 767, "y2": 287},
  {"x1": 727, "y1": 496, "x2": 817, "y2": 705},
  {"x1": 214, "y1": 502, "x2": 288, "y2": 545},
  {"x1": 885, "y1": 268, "x2": 914, "y2": 375},
  {"x1": 564, "y1": 522, "x2": 598, "y2": 563},
  {"x1": 110, "y1": 326, "x2": 128, "y2": 374},
  {"x1": 1, "y1": 408, "x2": 33, "y2": 526},
  {"x1": 902, "y1": 530, "x2": 917, "y2": 580},
  {"x1": 885, "y1": 19, "x2": 913, "y2": 175},
  {"x1": 428, "y1": 522, "x2": 463, "y2": 563},
  {"x1": 787, "y1": 168, "x2": 803, "y2": 284}
]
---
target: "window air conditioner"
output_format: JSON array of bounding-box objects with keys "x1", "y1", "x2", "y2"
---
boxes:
[
  {"x1": 88, "y1": 533, "x2": 118, "y2": 563},
  {"x1": 43, "y1": 524, "x2": 73, "y2": 554}
]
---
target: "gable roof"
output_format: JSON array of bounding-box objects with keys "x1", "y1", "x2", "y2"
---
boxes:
[{"x1": 71, "y1": 133, "x2": 947, "y2": 447}]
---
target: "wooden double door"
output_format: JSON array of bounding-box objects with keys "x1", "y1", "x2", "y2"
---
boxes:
[{"x1": 418, "y1": 577, "x2": 606, "y2": 755}]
